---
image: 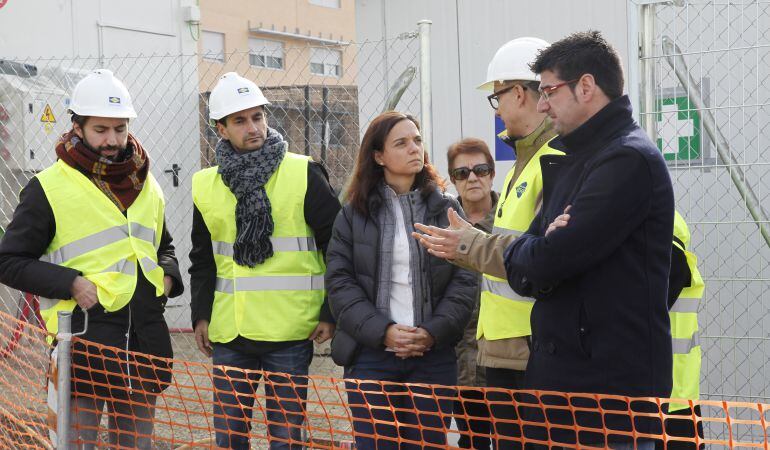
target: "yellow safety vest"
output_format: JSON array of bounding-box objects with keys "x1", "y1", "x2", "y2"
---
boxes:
[
  {"x1": 477, "y1": 139, "x2": 563, "y2": 340},
  {"x1": 669, "y1": 211, "x2": 704, "y2": 411},
  {"x1": 36, "y1": 160, "x2": 166, "y2": 336},
  {"x1": 192, "y1": 152, "x2": 325, "y2": 343}
]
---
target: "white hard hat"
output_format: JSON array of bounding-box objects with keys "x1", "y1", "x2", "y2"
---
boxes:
[
  {"x1": 477, "y1": 37, "x2": 550, "y2": 91},
  {"x1": 208, "y1": 72, "x2": 270, "y2": 123},
  {"x1": 68, "y1": 69, "x2": 137, "y2": 118}
]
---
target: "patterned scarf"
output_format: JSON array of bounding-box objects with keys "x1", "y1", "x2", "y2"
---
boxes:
[
  {"x1": 216, "y1": 127, "x2": 287, "y2": 267},
  {"x1": 55, "y1": 129, "x2": 149, "y2": 211}
]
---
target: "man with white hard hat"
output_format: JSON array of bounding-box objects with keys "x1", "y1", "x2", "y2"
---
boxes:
[
  {"x1": 414, "y1": 37, "x2": 562, "y2": 449},
  {"x1": 189, "y1": 72, "x2": 340, "y2": 449},
  {"x1": 0, "y1": 69, "x2": 184, "y2": 449}
]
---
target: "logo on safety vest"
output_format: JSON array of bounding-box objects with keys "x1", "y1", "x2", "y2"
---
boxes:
[
  {"x1": 515, "y1": 182, "x2": 528, "y2": 198},
  {"x1": 108, "y1": 96, "x2": 121, "y2": 104},
  {"x1": 237, "y1": 87, "x2": 250, "y2": 94}
]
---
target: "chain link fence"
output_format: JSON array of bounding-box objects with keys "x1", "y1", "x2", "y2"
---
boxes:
[
  {"x1": 0, "y1": 26, "x2": 424, "y2": 446},
  {"x1": 637, "y1": 0, "x2": 770, "y2": 441}
]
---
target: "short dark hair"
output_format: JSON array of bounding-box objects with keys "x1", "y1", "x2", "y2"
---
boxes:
[
  {"x1": 530, "y1": 30, "x2": 624, "y2": 100},
  {"x1": 447, "y1": 137, "x2": 495, "y2": 173},
  {"x1": 215, "y1": 105, "x2": 267, "y2": 127},
  {"x1": 345, "y1": 111, "x2": 446, "y2": 216},
  {"x1": 70, "y1": 113, "x2": 88, "y2": 127}
]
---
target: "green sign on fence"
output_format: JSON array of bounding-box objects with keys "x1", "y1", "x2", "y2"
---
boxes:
[{"x1": 656, "y1": 95, "x2": 701, "y2": 161}]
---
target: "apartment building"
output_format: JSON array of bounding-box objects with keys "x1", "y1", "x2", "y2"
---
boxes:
[{"x1": 197, "y1": 0, "x2": 359, "y2": 189}]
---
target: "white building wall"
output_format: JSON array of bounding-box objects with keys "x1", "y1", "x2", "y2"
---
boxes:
[
  {"x1": 355, "y1": 0, "x2": 631, "y2": 190},
  {"x1": 0, "y1": 0, "x2": 200, "y2": 329}
]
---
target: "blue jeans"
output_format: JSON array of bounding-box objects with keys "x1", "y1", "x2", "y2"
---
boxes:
[
  {"x1": 344, "y1": 346, "x2": 457, "y2": 450},
  {"x1": 212, "y1": 341, "x2": 312, "y2": 450},
  {"x1": 70, "y1": 393, "x2": 156, "y2": 449}
]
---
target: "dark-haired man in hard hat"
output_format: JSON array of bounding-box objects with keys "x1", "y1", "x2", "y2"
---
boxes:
[
  {"x1": 0, "y1": 69, "x2": 183, "y2": 449},
  {"x1": 189, "y1": 72, "x2": 340, "y2": 450}
]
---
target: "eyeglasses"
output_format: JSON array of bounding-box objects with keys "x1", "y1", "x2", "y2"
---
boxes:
[
  {"x1": 487, "y1": 84, "x2": 525, "y2": 110},
  {"x1": 450, "y1": 163, "x2": 493, "y2": 181},
  {"x1": 538, "y1": 78, "x2": 580, "y2": 102}
]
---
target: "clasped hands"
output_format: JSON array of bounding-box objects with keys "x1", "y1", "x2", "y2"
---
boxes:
[{"x1": 384, "y1": 324, "x2": 435, "y2": 359}]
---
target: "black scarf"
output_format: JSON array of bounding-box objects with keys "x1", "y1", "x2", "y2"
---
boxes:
[{"x1": 216, "y1": 127, "x2": 287, "y2": 267}]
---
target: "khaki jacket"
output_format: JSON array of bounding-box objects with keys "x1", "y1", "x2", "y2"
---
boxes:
[
  {"x1": 455, "y1": 192, "x2": 497, "y2": 386},
  {"x1": 453, "y1": 119, "x2": 557, "y2": 371}
]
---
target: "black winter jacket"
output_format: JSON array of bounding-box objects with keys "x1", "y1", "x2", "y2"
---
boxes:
[
  {"x1": 504, "y1": 96, "x2": 674, "y2": 445},
  {"x1": 326, "y1": 187, "x2": 477, "y2": 353}
]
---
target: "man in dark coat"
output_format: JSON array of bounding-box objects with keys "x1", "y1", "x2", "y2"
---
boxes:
[{"x1": 503, "y1": 31, "x2": 674, "y2": 449}]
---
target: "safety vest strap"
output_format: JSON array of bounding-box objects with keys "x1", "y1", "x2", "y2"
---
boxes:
[
  {"x1": 672, "y1": 333, "x2": 700, "y2": 354},
  {"x1": 215, "y1": 275, "x2": 325, "y2": 294},
  {"x1": 211, "y1": 237, "x2": 318, "y2": 257}
]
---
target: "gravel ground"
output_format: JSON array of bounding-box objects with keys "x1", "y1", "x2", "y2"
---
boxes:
[{"x1": 0, "y1": 328, "x2": 351, "y2": 449}]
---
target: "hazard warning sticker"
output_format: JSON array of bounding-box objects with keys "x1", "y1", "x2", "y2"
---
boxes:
[{"x1": 40, "y1": 103, "x2": 56, "y2": 133}]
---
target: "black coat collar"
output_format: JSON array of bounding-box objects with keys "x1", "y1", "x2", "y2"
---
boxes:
[{"x1": 559, "y1": 95, "x2": 635, "y2": 156}]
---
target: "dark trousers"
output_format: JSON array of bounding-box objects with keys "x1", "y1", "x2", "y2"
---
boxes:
[
  {"x1": 344, "y1": 346, "x2": 457, "y2": 450},
  {"x1": 455, "y1": 387, "x2": 492, "y2": 449},
  {"x1": 655, "y1": 405, "x2": 704, "y2": 450},
  {"x1": 212, "y1": 341, "x2": 312, "y2": 450},
  {"x1": 485, "y1": 367, "x2": 527, "y2": 450}
]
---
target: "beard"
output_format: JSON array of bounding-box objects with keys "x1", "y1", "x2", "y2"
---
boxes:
[{"x1": 82, "y1": 138, "x2": 131, "y2": 162}]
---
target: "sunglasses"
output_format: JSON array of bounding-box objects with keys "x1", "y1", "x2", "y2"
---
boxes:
[{"x1": 450, "y1": 163, "x2": 493, "y2": 181}]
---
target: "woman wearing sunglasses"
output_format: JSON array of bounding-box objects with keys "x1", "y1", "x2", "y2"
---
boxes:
[
  {"x1": 447, "y1": 138, "x2": 498, "y2": 450},
  {"x1": 325, "y1": 111, "x2": 477, "y2": 449}
]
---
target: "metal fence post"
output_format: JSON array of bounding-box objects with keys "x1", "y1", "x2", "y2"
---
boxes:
[
  {"x1": 638, "y1": 2, "x2": 658, "y2": 141},
  {"x1": 662, "y1": 36, "x2": 770, "y2": 250},
  {"x1": 417, "y1": 19, "x2": 432, "y2": 162},
  {"x1": 56, "y1": 310, "x2": 73, "y2": 449}
]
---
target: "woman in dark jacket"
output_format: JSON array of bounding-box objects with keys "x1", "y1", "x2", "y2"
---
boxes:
[{"x1": 325, "y1": 111, "x2": 477, "y2": 449}]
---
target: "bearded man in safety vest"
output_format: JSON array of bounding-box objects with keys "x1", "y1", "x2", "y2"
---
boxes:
[
  {"x1": 189, "y1": 72, "x2": 341, "y2": 450},
  {"x1": 0, "y1": 69, "x2": 183, "y2": 449},
  {"x1": 415, "y1": 37, "x2": 562, "y2": 450}
]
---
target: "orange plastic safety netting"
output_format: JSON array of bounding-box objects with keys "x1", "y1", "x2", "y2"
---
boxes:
[{"x1": 0, "y1": 309, "x2": 769, "y2": 449}]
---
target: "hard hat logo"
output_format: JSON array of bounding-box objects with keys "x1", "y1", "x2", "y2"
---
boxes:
[
  {"x1": 237, "y1": 87, "x2": 250, "y2": 94},
  {"x1": 108, "y1": 97, "x2": 121, "y2": 104}
]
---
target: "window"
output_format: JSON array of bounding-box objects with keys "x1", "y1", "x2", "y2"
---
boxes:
[
  {"x1": 202, "y1": 31, "x2": 225, "y2": 62},
  {"x1": 309, "y1": 0, "x2": 341, "y2": 8},
  {"x1": 311, "y1": 117, "x2": 345, "y2": 146},
  {"x1": 249, "y1": 38, "x2": 284, "y2": 70},
  {"x1": 310, "y1": 48, "x2": 342, "y2": 77}
]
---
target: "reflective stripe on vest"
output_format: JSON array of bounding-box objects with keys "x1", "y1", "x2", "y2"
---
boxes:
[
  {"x1": 212, "y1": 237, "x2": 318, "y2": 257},
  {"x1": 481, "y1": 278, "x2": 535, "y2": 303},
  {"x1": 672, "y1": 333, "x2": 700, "y2": 354},
  {"x1": 670, "y1": 297, "x2": 698, "y2": 313},
  {"x1": 41, "y1": 224, "x2": 157, "y2": 265},
  {"x1": 669, "y1": 211, "x2": 704, "y2": 411},
  {"x1": 477, "y1": 140, "x2": 563, "y2": 341},
  {"x1": 36, "y1": 160, "x2": 166, "y2": 336},
  {"x1": 193, "y1": 152, "x2": 326, "y2": 343},
  {"x1": 491, "y1": 226, "x2": 520, "y2": 238},
  {"x1": 215, "y1": 275, "x2": 325, "y2": 294}
]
